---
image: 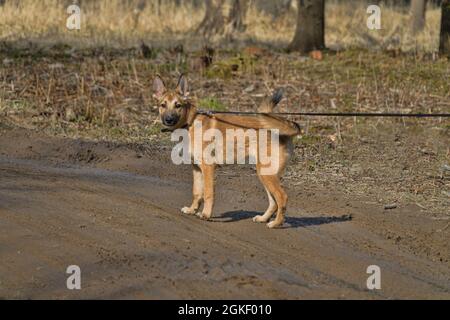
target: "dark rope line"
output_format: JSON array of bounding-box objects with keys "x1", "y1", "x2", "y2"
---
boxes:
[{"x1": 196, "y1": 110, "x2": 450, "y2": 118}]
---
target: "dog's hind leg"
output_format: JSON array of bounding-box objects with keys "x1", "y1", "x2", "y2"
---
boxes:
[
  {"x1": 255, "y1": 165, "x2": 287, "y2": 228},
  {"x1": 253, "y1": 185, "x2": 277, "y2": 223},
  {"x1": 181, "y1": 165, "x2": 203, "y2": 215},
  {"x1": 262, "y1": 175, "x2": 287, "y2": 229},
  {"x1": 267, "y1": 181, "x2": 287, "y2": 229}
]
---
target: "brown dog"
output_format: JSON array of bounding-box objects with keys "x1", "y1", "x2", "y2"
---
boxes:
[{"x1": 153, "y1": 75, "x2": 300, "y2": 228}]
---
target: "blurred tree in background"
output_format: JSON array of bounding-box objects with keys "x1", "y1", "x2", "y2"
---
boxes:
[
  {"x1": 411, "y1": 0, "x2": 428, "y2": 34},
  {"x1": 196, "y1": 0, "x2": 249, "y2": 39},
  {"x1": 288, "y1": 0, "x2": 325, "y2": 53},
  {"x1": 440, "y1": 0, "x2": 450, "y2": 53}
]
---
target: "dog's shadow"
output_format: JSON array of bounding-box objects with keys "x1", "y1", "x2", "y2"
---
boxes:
[{"x1": 211, "y1": 211, "x2": 352, "y2": 229}]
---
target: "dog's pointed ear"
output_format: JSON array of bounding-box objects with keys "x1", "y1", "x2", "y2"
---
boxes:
[
  {"x1": 176, "y1": 74, "x2": 189, "y2": 98},
  {"x1": 153, "y1": 75, "x2": 166, "y2": 100}
]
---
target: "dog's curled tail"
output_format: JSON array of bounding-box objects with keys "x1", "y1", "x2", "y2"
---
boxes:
[
  {"x1": 259, "y1": 88, "x2": 301, "y2": 137},
  {"x1": 271, "y1": 88, "x2": 284, "y2": 109},
  {"x1": 259, "y1": 88, "x2": 284, "y2": 113}
]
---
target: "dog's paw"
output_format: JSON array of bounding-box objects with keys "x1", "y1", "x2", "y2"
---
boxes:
[
  {"x1": 181, "y1": 207, "x2": 196, "y2": 215},
  {"x1": 252, "y1": 215, "x2": 267, "y2": 223},
  {"x1": 196, "y1": 212, "x2": 211, "y2": 220},
  {"x1": 267, "y1": 221, "x2": 283, "y2": 229}
]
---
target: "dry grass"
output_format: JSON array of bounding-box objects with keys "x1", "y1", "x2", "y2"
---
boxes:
[
  {"x1": 1, "y1": 47, "x2": 449, "y2": 139},
  {"x1": 0, "y1": 0, "x2": 202, "y2": 48},
  {"x1": 0, "y1": 0, "x2": 443, "y2": 52}
]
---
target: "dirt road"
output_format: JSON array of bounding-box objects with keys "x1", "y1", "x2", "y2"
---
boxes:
[{"x1": 0, "y1": 128, "x2": 449, "y2": 299}]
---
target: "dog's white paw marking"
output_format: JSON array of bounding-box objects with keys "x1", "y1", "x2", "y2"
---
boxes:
[
  {"x1": 253, "y1": 215, "x2": 267, "y2": 223},
  {"x1": 181, "y1": 207, "x2": 196, "y2": 215}
]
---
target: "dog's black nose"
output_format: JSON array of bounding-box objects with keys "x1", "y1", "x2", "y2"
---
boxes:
[{"x1": 164, "y1": 115, "x2": 178, "y2": 126}]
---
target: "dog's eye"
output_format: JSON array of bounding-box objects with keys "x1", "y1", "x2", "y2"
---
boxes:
[
  {"x1": 160, "y1": 103, "x2": 167, "y2": 108},
  {"x1": 175, "y1": 103, "x2": 182, "y2": 109}
]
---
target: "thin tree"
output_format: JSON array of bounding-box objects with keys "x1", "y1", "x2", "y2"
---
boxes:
[
  {"x1": 411, "y1": 0, "x2": 428, "y2": 34},
  {"x1": 196, "y1": 0, "x2": 225, "y2": 36},
  {"x1": 288, "y1": 0, "x2": 325, "y2": 53},
  {"x1": 196, "y1": 0, "x2": 248, "y2": 39},
  {"x1": 228, "y1": 0, "x2": 249, "y2": 33},
  {"x1": 440, "y1": 0, "x2": 450, "y2": 54}
]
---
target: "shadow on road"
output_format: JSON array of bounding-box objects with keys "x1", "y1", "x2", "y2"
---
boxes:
[{"x1": 212, "y1": 211, "x2": 353, "y2": 229}]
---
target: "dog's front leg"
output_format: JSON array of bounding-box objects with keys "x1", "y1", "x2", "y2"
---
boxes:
[
  {"x1": 181, "y1": 165, "x2": 204, "y2": 215},
  {"x1": 197, "y1": 164, "x2": 215, "y2": 220}
]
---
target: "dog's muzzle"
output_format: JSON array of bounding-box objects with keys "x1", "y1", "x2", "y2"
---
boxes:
[{"x1": 162, "y1": 114, "x2": 179, "y2": 127}]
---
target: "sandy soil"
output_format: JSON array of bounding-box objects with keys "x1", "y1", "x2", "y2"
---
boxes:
[{"x1": 0, "y1": 126, "x2": 449, "y2": 299}]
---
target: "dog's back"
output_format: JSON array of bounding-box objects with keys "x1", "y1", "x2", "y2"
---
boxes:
[{"x1": 188, "y1": 89, "x2": 298, "y2": 176}]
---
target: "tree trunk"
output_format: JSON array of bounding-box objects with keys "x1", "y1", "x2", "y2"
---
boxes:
[
  {"x1": 228, "y1": 0, "x2": 249, "y2": 32},
  {"x1": 440, "y1": 0, "x2": 450, "y2": 54},
  {"x1": 411, "y1": 0, "x2": 428, "y2": 34},
  {"x1": 131, "y1": 0, "x2": 146, "y2": 29},
  {"x1": 196, "y1": 0, "x2": 248, "y2": 39},
  {"x1": 196, "y1": 0, "x2": 225, "y2": 36},
  {"x1": 288, "y1": 0, "x2": 325, "y2": 53}
]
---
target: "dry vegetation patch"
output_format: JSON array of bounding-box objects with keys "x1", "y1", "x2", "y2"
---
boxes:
[{"x1": 0, "y1": 46, "x2": 448, "y2": 216}]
